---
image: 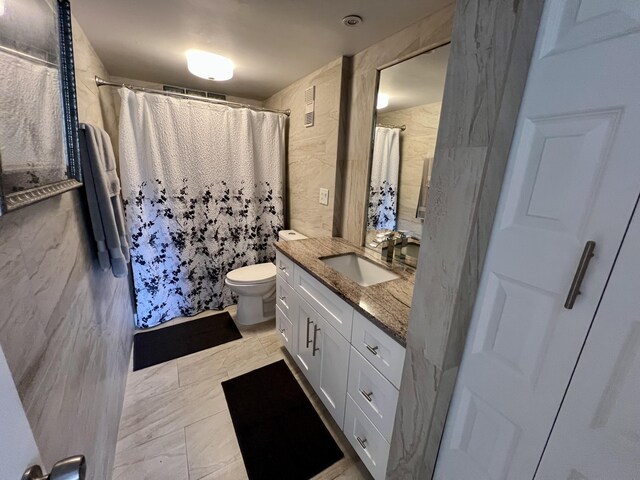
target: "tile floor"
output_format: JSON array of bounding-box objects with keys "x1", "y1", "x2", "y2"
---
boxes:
[{"x1": 112, "y1": 306, "x2": 372, "y2": 480}]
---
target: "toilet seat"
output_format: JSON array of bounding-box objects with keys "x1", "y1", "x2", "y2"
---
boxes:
[{"x1": 226, "y1": 262, "x2": 276, "y2": 285}]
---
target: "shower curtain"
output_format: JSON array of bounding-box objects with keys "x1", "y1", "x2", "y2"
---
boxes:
[
  {"x1": 118, "y1": 89, "x2": 285, "y2": 328},
  {"x1": 367, "y1": 126, "x2": 400, "y2": 230}
]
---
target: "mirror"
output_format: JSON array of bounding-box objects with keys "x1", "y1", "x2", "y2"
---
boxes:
[
  {"x1": 365, "y1": 43, "x2": 450, "y2": 265},
  {"x1": 0, "y1": 0, "x2": 81, "y2": 214}
]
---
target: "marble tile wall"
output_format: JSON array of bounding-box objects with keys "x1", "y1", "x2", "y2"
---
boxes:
[
  {"x1": 264, "y1": 57, "x2": 349, "y2": 238},
  {"x1": 0, "y1": 17, "x2": 134, "y2": 479},
  {"x1": 377, "y1": 102, "x2": 442, "y2": 234},
  {"x1": 387, "y1": 0, "x2": 546, "y2": 477},
  {"x1": 339, "y1": 3, "x2": 456, "y2": 245}
]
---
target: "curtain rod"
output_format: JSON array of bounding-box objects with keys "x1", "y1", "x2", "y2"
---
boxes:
[
  {"x1": 0, "y1": 45, "x2": 58, "y2": 68},
  {"x1": 94, "y1": 76, "x2": 290, "y2": 116},
  {"x1": 377, "y1": 123, "x2": 406, "y2": 131}
]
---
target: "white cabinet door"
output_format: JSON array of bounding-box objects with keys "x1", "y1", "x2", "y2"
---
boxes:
[
  {"x1": 535, "y1": 205, "x2": 640, "y2": 479},
  {"x1": 435, "y1": 1, "x2": 640, "y2": 479},
  {"x1": 314, "y1": 315, "x2": 350, "y2": 427},
  {"x1": 293, "y1": 296, "x2": 321, "y2": 388}
]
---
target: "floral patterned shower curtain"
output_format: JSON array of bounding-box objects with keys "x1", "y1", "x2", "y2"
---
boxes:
[{"x1": 118, "y1": 89, "x2": 285, "y2": 328}]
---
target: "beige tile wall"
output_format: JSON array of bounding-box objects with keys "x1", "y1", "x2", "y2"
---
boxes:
[
  {"x1": 339, "y1": 4, "x2": 456, "y2": 245},
  {"x1": 377, "y1": 102, "x2": 442, "y2": 234},
  {"x1": 264, "y1": 57, "x2": 349, "y2": 238},
  {"x1": 0, "y1": 17, "x2": 134, "y2": 479}
]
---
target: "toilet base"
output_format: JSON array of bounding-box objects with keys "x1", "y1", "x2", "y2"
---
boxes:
[{"x1": 236, "y1": 293, "x2": 275, "y2": 325}]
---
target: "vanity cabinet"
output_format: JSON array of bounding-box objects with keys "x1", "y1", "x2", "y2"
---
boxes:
[{"x1": 275, "y1": 250, "x2": 406, "y2": 480}]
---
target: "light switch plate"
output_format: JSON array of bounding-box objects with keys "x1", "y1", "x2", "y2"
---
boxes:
[{"x1": 319, "y1": 188, "x2": 329, "y2": 205}]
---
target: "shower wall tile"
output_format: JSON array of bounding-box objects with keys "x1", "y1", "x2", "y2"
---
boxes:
[
  {"x1": 340, "y1": 4, "x2": 456, "y2": 245},
  {"x1": 264, "y1": 57, "x2": 349, "y2": 238},
  {"x1": 378, "y1": 102, "x2": 442, "y2": 234},
  {"x1": 0, "y1": 18, "x2": 134, "y2": 480}
]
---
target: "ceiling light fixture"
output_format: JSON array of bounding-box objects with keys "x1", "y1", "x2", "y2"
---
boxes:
[
  {"x1": 186, "y1": 50, "x2": 234, "y2": 81},
  {"x1": 377, "y1": 93, "x2": 389, "y2": 109},
  {"x1": 342, "y1": 15, "x2": 362, "y2": 27}
]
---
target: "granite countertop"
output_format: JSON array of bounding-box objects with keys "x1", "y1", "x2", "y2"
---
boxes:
[{"x1": 275, "y1": 237, "x2": 415, "y2": 346}]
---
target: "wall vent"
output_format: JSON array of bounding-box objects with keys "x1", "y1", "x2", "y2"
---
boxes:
[{"x1": 304, "y1": 86, "x2": 315, "y2": 127}]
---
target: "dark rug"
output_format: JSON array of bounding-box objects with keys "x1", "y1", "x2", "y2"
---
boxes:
[
  {"x1": 133, "y1": 311, "x2": 242, "y2": 371},
  {"x1": 222, "y1": 360, "x2": 344, "y2": 479}
]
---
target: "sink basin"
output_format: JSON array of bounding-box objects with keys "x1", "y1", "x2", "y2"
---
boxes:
[{"x1": 321, "y1": 253, "x2": 399, "y2": 287}]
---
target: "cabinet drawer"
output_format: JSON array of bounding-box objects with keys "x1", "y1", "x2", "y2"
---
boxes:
[
  {"x1": 275, "y1": 251, "x2": 294, "y2": 285},
  {"x1": 348, "y1": 347, "x2": 399, "y2": 442},
  {"x1": 275, "y1": 278, "x2": 295, "y2": 318},
  {"x1": 275, "y1": 305, "x2": 294, "y2": 356},
  {"x1": 344, "y1": 395, "x2": 390, "y2": 480},
  {"x1": 352, "y1": 311, "x2": 406, "y2": 389},
  {"x1": 293, "y1": 266, "x2": 354, "y2": 340}
]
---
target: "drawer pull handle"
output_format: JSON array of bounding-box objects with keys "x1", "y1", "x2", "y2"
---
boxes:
[
  {"x1": 360, "y1": 390, "x2": 373, "y2": 402},
  {"x1": 312, "y1": 325, "x2": 320, "y2": 356},
  {"x1": 279, "y1": 265, "x2": 287, "y2": 271},
  {"x1": 278, "y1": 295, "x2": 286, "y2": 302},
  {"x1": 365, "y1": 343, "x2": 379, "y2": 356},
  {"x1": 279, "y1": 328, "x2": 286, "y2": 334},
  {"x1": 306, "y1": 318, "x2": 313, "y2": 348},
  {"x1": 356, "y1": 436, "x2": 368, "y2": 449}
]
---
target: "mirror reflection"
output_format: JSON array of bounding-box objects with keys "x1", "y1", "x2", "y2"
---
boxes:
[
  {"x1": 366, "y1": 43, "x2": 450, "y2": 266},
  {"x1": 0, "y1": 0, "x2": 66, "y2": 194}
]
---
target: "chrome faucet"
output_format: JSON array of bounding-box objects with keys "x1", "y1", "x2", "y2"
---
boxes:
[{"x1": 369, "y1": 232, "x2": 396, "y2": 262}]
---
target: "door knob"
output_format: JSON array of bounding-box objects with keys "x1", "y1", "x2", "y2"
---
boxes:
[{"x1": 22, "y1": 455, "x2": 86, "y2": 480}]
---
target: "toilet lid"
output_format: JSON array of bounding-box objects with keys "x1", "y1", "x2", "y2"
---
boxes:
[{"x1": 226, "y1": 262, "x2": 277, "y2": 285}]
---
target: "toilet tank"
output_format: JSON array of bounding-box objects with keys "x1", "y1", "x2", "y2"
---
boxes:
[{"x1": 278, "y1": 229, "x2": 308, "y2": 241}]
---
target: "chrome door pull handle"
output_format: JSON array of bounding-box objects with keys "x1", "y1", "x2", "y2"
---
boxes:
[
  {"x1": 278, "y1": 295, "x2": 286, "y2": 302},
  {"x1": 360, "y1": 389, "x2": 373, "y2": 402},
  {"x1": 23, "y1": 455, "x2": 86, "y2": 480},
  {"x1": 356, "y1": 436, "x2": 368, "y2": 449},
  {"x1": 279, "y1": 265, "x2": 287, "y2": 271},
  {"x1": 306, "y1": 317, "x2": 313, "y2": 348},
  {"x1": 564, "y1": 240, "x2": 596, "y2": 309},
  {"x1": 312, "y1": 324, "x2": 320, "y2": 356},
  {"x1": 279, "y1": 328, "x2": 286, "y2": 334},
  {"x1": 365, "y1": 343, "x2": 379, "y2": 356}
]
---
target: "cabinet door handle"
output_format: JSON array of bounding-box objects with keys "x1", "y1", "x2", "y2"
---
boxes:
[
  {"x1": 356, "y1": 436, "x2": 368, "y2": 449},
  {"x1": 564, "y1": 240, "x2": 596, "y2": 309},
  {"x1": 279, "y1": 328, "x2": 286, "y2": 334},
  {"x1": 360, "y1": 389, "x2": 373, "y2": 402},
  {"x1": 279, "y1": 265, "x2": 287, "y2": 271},
  {"x1": 306, "y1": 317, "x2": 313, "y2": 348},
  {"x1": 365, "y1": 343, "x2": 379, "y2": 356},
  {"x1": 279, "y1": 295, "x2": 286, "y2": 301},
  {"x1": 312, "y1": 324, "x2": 320, "y2": 356}
]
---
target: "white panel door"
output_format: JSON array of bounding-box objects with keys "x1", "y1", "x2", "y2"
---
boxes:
[
  {"x1": 435, "y1": 1, "x2": 640, "y2": 479},
  {"x1": 0, "y1": 345, "x2": 41, "y2": 479},
  {"x1": 535, "y1": 204, "x2": 640, "y2": 479},
  {"x1": 314, "y1": 316, "x2": 350, "y2": 427}
]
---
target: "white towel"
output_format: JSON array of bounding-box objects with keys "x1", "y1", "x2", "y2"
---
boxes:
[{"x1": 80, "y1": 124, "x2": 130, "y2": 277}]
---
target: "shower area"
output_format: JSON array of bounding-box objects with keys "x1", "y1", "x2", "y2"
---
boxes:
[{"x1": 100, "y1": 78, "x2": 289, "y2": 328}]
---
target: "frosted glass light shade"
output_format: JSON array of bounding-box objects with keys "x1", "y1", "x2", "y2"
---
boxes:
[
  {"x1": 377, "y1": 92, "x2": 389, "y2": 109},
  {"x1": 186, "y1": 50, "x2": 234, "y2": 81}
]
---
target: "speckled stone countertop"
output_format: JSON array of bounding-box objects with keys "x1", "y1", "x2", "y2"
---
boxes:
[{"x1": 275, "y1": 237, "x2": 415, "y2": 346}]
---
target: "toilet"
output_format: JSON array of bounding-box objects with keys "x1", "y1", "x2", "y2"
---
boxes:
[{"x1": 225, "y1": 229, "x2": 307, "y2": 325}]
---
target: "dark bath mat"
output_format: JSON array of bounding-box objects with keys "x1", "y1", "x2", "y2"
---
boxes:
[
  {"x1": 133, "y1": 311, "x2": 242, "y2": 371},
  {"x1": 222, "y1": 360, "x2": 344, "y2": 480}
]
